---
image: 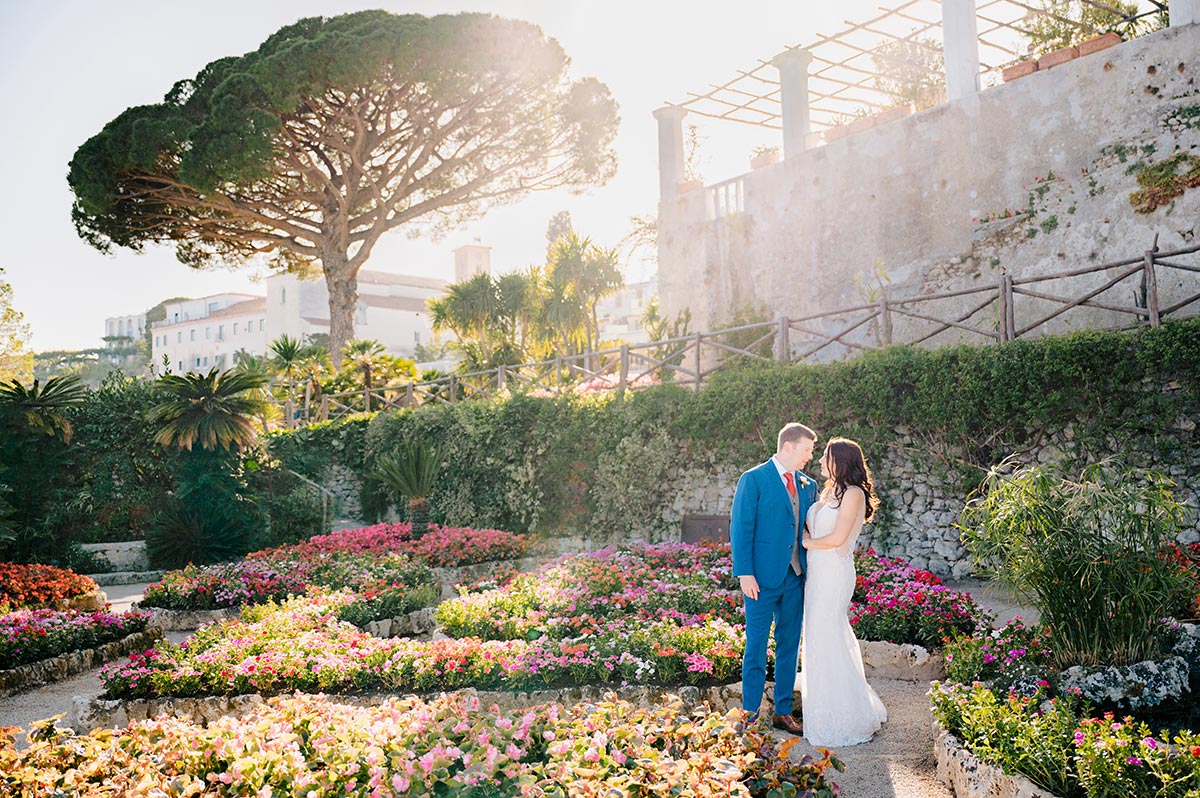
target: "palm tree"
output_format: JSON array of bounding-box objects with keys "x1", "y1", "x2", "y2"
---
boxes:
[
  {"x1": 149, "y1": 369, "x2": 269, "y2": 451},
  {"x1": 341, "y1": 339, "x2": 387, "y2": 394},
  {"x1": 0, "y1": 375, "x2": 88, "y2": 442},
  {"x1": 372, "y1": 442, "x2": 445, "y2": 538},
  {"x1": 269, "y1": 334, "x2": 313, "y2": 385}
]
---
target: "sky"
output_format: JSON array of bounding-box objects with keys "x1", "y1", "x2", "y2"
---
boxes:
[{"x1": 0, "y1": 1, "x2": 875, "y2": 351}]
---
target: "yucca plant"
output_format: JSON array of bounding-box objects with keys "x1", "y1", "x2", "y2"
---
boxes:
[{"x1": 373, "y1": 442, "x2": 446, "y2": 539}]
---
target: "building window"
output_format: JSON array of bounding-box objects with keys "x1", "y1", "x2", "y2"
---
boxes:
[
  {"x1": 281, "y1": 288, "x2": 286, "y2": 304},
  {"x1": 177, "y1": 361, "x2": 183, "y2": 371},
  {"x1": 195, "y1": 357, "x2": 201, "y2": 367},
  {"x1": 218, "y1": 325, "x2": 224, "y2": 340},
  {"x1": 203, "y1": 356, "x2": 209, "y2": 365},
  {"x1": 190, "y1": 329, "x2": 196, "y2": 341},
  {"x1": 208, "y1": 302, "x2": 218, "y2": 313},
  {"x1": 177, "y1": 332, "x2": 182, "y2": 343},
  {"x1": 259, "y1": 319, "x2": 265, "y2": 331},
  {"x1": 206, "y1": 327, "x2": 211, "y2": 339},
  {"x1": 233, "y1": 323, "x2": 239, "y2": 335}
]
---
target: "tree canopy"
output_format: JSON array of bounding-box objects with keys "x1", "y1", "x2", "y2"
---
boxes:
[
  {"x1": 69, "y1": 11, "x2": 620, "y2": 364},
  {"x1": 0, "y1": 268, "x2": 33, "y2": 383}
]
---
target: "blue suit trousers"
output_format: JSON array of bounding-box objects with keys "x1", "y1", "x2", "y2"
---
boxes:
[{"x1": 742, "y1": 567, "x2": 804, "y2": 715}]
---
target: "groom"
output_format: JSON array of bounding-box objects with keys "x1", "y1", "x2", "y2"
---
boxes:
[{"x1": 731, "y1": 422, "x2": 817, "y2": 734}]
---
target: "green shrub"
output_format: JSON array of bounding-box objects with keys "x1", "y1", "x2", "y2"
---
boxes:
[
  {"x1": 145, "y1": 500, "x2": 254, "y2": 569},
  {"x1": 960, "y1": 462, "x2": 1194, "y2": 668},
  {"x1": 265, "y1": 482, "x2": 326, "y2": 547}
]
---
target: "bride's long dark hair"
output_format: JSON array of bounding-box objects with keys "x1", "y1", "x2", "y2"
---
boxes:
[{"x1": 823, "y1": 437, "x2": 881, "y2": 523}]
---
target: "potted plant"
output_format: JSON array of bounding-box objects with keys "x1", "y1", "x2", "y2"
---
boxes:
[{"x1": 749, "y1": 144, "x2": 780, "y2": 170}]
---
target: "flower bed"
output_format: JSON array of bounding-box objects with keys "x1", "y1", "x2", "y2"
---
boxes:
[
  {"x1": 5, "y1": 692, "x2": 844, "y2": 798},
  {"x1": 0, "y1": 563, "x2": 98, "y2": 610},
  {"x1": 0, "y1": 608, "x2": 151, "y2": 671},
  {"x1": 932, "y1": 621, "x2": 1200, "y2": 797},
  {"x1": 253, "y1": 521, "x2": 529, "y2": 568},
  {"x1": 137, "y1": 523, "x2": 524, "y2": 613},
  {"x1": 140, "y1": 552, "x2": 436, "y2": 615}
]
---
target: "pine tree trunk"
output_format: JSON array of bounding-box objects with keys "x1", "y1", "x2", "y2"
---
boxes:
[{"x1": 323, "y1": 251, "x2": 358, "y2": 368}]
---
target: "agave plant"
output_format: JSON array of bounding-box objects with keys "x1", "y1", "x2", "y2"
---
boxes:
[
  {"x1": 373, "y1": 442, "x2": 446, "y2": 538},
  {"x1": 149, "y1": 369, "x2": 269, "y2": 451}
]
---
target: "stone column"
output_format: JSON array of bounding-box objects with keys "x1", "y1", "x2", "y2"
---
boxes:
[
  {"x1": 942, "y1": 0, "x2": 980, "y2": 101},
  {"x1": 653, "y1": 106, "x2": 688, "y2": 200},
  {"x1": 1170, "y1": 0, "x2": 1200, "y2": 27},
  {"x1": 771, "y1": 48, "x2": 813, "y2": 159}
]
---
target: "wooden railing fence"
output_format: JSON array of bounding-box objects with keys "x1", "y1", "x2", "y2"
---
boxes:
[{"x1": 272, "y1": 238, "x2": 1200, "y2": 427}]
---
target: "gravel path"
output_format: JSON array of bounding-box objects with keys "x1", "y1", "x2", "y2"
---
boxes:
[{"x1": 1, "y1": 578, "x2": 1037, "y2": 796}]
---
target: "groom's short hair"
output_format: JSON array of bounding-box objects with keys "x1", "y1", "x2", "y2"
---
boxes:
[{"x1": 777, "y1": 422, "x2": 816, "y2": 450}]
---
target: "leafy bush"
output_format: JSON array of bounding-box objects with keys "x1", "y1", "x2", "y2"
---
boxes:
[
  {"x1": 271, "y1": 320, "x2": 1200, "y2": 543},
  {"x1": 144, "y1": 501, "x2": 251, "y2": 570},
  {"x1": 264, "y1": 482, "x2": 326, "y2": 548},
  {"x1": 943, "y1": 617, "x2": 1056, "y2": 690},
  {"x1": 960, "y1": 463, "x2": 1194, "y2": 668}
]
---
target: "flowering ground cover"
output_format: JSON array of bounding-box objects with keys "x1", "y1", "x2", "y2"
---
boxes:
[
  {"x1": 0, "y1": 608, "x2": 150, "y2": 670},
  {"x1": 140, "y1": 552, "x2": 436, "y2": 614},
  {"x1": 105, "y1": 541, "x2": 987, "y2": 700},
  {"x1": 138, "y1": 522, "x2": 525, "y2": 612},
  {"x1": 253, "y1": 521, "x2": 529, "y2": 568},
  {"x1": 0, "y1": 563, "x2": 97, "y2": 610},
  {"x1": 1, "y1": 692, "x2": 844, "y2": 798}
]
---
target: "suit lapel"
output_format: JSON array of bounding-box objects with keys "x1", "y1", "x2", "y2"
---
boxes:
[{"x1": 764, "y1": 460, "x2": 795, "y2": 520}]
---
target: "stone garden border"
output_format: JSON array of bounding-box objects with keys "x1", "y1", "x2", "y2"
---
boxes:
[
  {"x1": 933, "y1": 719, "x2": 1062, "y2": 798},
  {"x1": 19, "y1": 589, "x2": 108, "y2": 613},
  {"x1": 68, "y1": 681, "x2": 743, "y2": 734},
  {"x1": 861, "y1": 640, "x2": 945, "y2": 681},
  {"x1": 0, "y1": 629, "x2": 162, "y2": 698}
]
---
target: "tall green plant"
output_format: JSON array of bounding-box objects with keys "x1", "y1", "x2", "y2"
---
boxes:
[
  {"x1": 959, "y1": 462, "x2": 1193, "y2": 668},
  {"x1": 149, "y1": 369, "x2": 269, "y2": 451},
  {"x1": 373, "y1": 442, "x2": 446, "y2": 538}
]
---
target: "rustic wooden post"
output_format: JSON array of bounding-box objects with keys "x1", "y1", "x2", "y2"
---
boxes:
[
  {"x1": 449, "y1": 375, "x2": 458, "y2": 403},
  {"x1": 497, "y1": 365, "x2": 507, "y2": 393},
  {"x1": 693, "y1": 332, "x2": 703, "y2": 388},
  {"x1": 776, "y1": 315, "x2": 790, "y2": 363},
  {"x1": 362, "y1": 385, "x2": 371, "y2": 413},
  {"x1": 319, "y1": 395, "x2": 330, "y2": 422},
  {"x1": 405, "y1": 383, "x2": 414, "y2": 408},
  {"x1": 284, "y1": 398, "x2": 295, "y2": 430},
  {"x1": 617, "y1": 345, "x2": 630, "y2": 395},
  {"x1": 303, "y1": 382, "x2": 312, "y2": 424},
  {"x1": 554, "y1": 357, "x2": 563, "y2": 393},
  {"x1": 996, "y1": 272, "x2": 1009, "y2": 342},
  {"x1": 1144, "y1": 246, "x2": 1161, "y2": 327}
]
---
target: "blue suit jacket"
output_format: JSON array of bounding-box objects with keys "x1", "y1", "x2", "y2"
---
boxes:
[{"x1": 730, "y1": 459, "x2": 816, "y2": 590}]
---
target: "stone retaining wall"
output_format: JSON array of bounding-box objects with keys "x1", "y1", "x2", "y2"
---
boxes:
[
  {"x1": 933, "y1": 719, "x2": 1062, "y2": 798},
  {"x1": 80, "y1": 541, "x2": 150, "y2": 573},
  {"x1": 137, "y1": 605, "x2": 241, "y2": 631},
  {"x1": 0, "y1": 629, "x2": 162, "y2": 697},
  {"x1": 861, "y1": 640, "x2": 945, "y2": 681}
]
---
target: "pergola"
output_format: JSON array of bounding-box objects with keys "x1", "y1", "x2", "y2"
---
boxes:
[{"x1": 653, "y1": 0, "x2": 1187, "y2": 199}]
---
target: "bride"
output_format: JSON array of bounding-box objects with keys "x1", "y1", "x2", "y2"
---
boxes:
[{"x1": 799, "y1": 437, "x2": 888, "y2": 747}]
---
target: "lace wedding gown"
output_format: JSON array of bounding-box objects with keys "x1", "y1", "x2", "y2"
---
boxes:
[{"x1": 799, "y1": 498, "x2": 887, "y2": 747}]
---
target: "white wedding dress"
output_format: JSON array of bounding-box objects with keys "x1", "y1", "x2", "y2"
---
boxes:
[{"x1": 799, "y1": 497, "x2": 887, "y2": 747}]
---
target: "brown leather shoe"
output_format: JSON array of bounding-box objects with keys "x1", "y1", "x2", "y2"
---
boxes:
[{"x1": 772, "y1": 713, "x2": 803, "y2": 735}]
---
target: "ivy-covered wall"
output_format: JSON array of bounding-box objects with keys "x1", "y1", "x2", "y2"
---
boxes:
[{"x1": 270, "y1": 320, "x2": 1200, "y2": 575}]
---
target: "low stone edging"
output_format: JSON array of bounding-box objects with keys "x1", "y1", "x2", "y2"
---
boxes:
[
  {"x1": 861, "y1": 640, "x2": 946, "y2": 681},
  {"x1": 362, "y1": 607, "x2": 436, "y2": 639},
  {"x1": 68, "y1": 681, "x2": 742, "y2": 734},
  {"x1": 88, "y1": 570, "x2": 164, "y2": 587},
  {"x1": 933, "y1": 719, "x2": 1062, "y2": 798},
  {"x1": 21, "y1": 589, "x2": 109, "y2": 613},
  {"x1": 430, "y1": 555, "x2": 554, "y2": 601},
  {"x1": 80, "y1": 540, "x2": 150, "y2": 572},
  {"x1": 136, "y1": 605, "x2": 241, "y2": 631},
  {"x1": 0, "y1": 629, "x2": 163, "y2": 698}
]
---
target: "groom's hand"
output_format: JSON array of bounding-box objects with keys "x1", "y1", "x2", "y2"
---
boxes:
[{"x1": 739, "y1": 575, "x2": 760, "y2": 601}]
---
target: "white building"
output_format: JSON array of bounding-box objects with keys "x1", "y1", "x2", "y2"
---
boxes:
[
  {"x1": 453, "y1": 244, "x2": 492, "y2": 282},
  {"x1": 151, "y1": 294, "x2": 268, "y2": 374},
  {"x1": 265, "y1": 268, "x2": 450, "y2": 357},
  {"x1": 103, "y1": 313, "x2": 146, "y2": 347},
  {"x1": 597, "y1": 278, "x2": 657, "y2": 345}
]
